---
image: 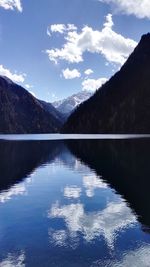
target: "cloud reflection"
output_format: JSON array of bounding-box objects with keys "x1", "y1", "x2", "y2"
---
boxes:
[
  {"x1": 64, "y1": 186, "x2": 81, "y2": 199},
  {"x1": 48, "y1": 201, "x2": 136, "y2": 248},
  {"x1": 49, "y1": 229, "x2": 67, "y2": 247},
  {"x1": 0, "y1": 184, "x2": 26, "y2": 203},
  {"x1": 112, "y1": 244, "x2": 150, "y2": 267},
  {"x1": 92, "y1": 244, "x2": 150, "y2": 267},
  {"x1": 0, "y1": 251, "x2": 25, "y2": 267},
  {"x1": 83, "y1": 175, "x2": 108, "y2": 197}
]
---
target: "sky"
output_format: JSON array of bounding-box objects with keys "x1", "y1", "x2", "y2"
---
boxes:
[{"x1": 0, "y1": 0, "x2": 150, "y2": 102}]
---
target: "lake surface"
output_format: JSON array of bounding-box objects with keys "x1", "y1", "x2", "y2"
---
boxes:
[{"x1": 0, "y1": 136, "x2": 150, "y2": 266}]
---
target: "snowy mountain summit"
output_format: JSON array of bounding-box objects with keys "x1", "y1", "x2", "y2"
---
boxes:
[{"x1": 52, "y1": 91, "x2": 92, "y2": 116}]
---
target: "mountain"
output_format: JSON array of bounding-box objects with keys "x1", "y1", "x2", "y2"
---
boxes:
[
  {"x1": 39, "y1": 99, "x2": 65, "y2": 122},
  {"x1": 0, "y1": 76, "x2": 63, "y2": 134},
  {"x1": 52, "y1": 91, "x2": 92, "y2": 116},
  {"x1": 62, "y1": 33, "x2": 150, "y2": 134}
]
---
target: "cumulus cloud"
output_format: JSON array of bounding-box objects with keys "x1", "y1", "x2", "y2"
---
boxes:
[
  {"x1": 47, "y1": 23, "x2": 77, "y2": 36},
  {"x1": 50, "y1": 24, "x2": 66, "y2": 34},
  {"x1": 0, "y1": 65, "x2": 25, "y2": 83},
  {"x1": 62, "y1": 68, "x2": 81, "y2": 79},
  {"x1": 25, "y1": 84, "x2": 33, "y2": 89},
  {"x1": 82, "y1": 77, "x2": 108, "y2": 91},
  {"x1": 46, "y1": 14, "x2": 137, "y2": 65},
  {"x1": 0, "y1": 0, "x2": 22, "y2": 12},
  {"x1": 99, "y1": 0, "x2": 150, "y2": 19},
  {"x1": 84, "y1": 69, "x2": 94, "y2": 76},
  {"x1": 103, "y1": 13, "x2": 114, "y2": 28}
]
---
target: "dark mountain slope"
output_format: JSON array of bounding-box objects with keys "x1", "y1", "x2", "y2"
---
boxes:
[
  {"x1": 62, "y1": 33, "x2": 150, "y2": 134},
  {"x1": 39, "y1": 99, "x2": 65, "y2": 123},
  {"x1": 0, "y1": 76, "x2": 63, "y2": 133}
]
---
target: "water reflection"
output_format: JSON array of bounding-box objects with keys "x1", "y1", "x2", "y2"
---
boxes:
[
  {"x1": 0, "y1": 138, "x2": 150, "y2": 266},
  {"x1": 0, "y1": 183, "x2": 26, "y2": 203},
  {"x1": 92, "y1": 244, "x2": 150, "y2": 267},
  {"x1": 83, "y1": 175, "x2": 108, "y2": 197},
  {"x1": 64, "y1": 186, "x2": 82, "y2": 199},
  {"x1": 67, "y1": 139, "x2": 150, "y2": 228},
  {"x1": 48, "y1": 200, "x2": 136, "y2": 249},
  {"x1": 0, "y1": 140, "x2": 63, "y2": 191},
  {"x1": 0, "y1": 251, "x2": 25, "y2": 267}
]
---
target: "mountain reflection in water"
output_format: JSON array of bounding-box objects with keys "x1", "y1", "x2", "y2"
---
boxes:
[{"x1": 0, "y1": 138, "x2": 150, "y2": 266}]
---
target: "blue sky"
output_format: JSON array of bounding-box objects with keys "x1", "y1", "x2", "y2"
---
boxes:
[{"x1": 0, "y1": 0, "x2": 150, "y2": 102}]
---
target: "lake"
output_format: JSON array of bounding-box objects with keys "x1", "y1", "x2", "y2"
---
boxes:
[{"x1": 0, "y1": 135, "x2": 150, "y2": 266}]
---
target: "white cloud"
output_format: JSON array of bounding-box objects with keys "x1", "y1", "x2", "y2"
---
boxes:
[
  {"x1": 0, "y1": 65, "x2": 25, "y2": 83},
  {"x1": 99, "y1": 0, "x2": 150, "y2": 19},
  {"x1": 64, "y1": 186, "x2": 81, "y2": 199},
  {"x1": 51, "y1": 24, "x2": 66, "y2": 34},
  {"x1": 84, "y1": 69, "x2": 94, "y2": 75},
  {"x1": 82, "y1": 77, "x2": 108, "y2": 91},
  {"x1": 103, "y1": 13, "x2": 114, "y2": 28},
  {"x1": 67, "y1": 24, "x2": 77, "y2": 31},
  {"x1": 25, "y1": 84, "x2": 33, "y2": 89},
  {"x1": 46, "y1": 14, "x2": 137, "y2": 65},
  {"x1": 62, "y1": 68, "x2": 81, "y2": 79},
  {"x1": 47, "y1": 23, "x2": 77, "y2": 37},
  {"x1": 0, "y1": 0, "x2": 22, "y2": 12}
]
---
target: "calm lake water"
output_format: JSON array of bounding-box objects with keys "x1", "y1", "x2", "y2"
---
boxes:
[{"x1": 0, "y1": 135, "x2": 150, "y2": 266}]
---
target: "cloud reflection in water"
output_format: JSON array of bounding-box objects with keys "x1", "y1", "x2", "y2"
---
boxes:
[
  {"x1": 64, "y1": 186, "x2": 81, "y2": 199},
  {"x1": 48, "y1": 200, "x2": 136, "y2": 248},
  {"x1": 83, "y1": 175, "x2": 108, "y2": 197},
  {"x1": 92, "y1": 244, "x2": 150, "y2": 267},
  {"x1": 0, "y1": 184, "x2": 26, "y2": 203},
  {"x1": 0, "y1": 251, "x2": 25, "y2": 267}
]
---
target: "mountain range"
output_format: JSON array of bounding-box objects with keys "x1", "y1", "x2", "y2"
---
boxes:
[
  {"x1": 52, "y1": 91, "x2": 92, "y2": 116},
  {"x1": 0, "y1": 75, "x2": 91, "y2": 134},
  {"x1": 62, "y1": 33, "x2": 150, "y2": 134},
  {"x1": 1, "y1": 33, "x2": 150, "y2": 134}
]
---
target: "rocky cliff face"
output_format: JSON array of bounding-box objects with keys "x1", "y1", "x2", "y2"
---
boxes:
[
  {"x1": 0, "y1": 76, "x2": 63, "y2": 133},
  {"x1": 62, "y1": 33, "x2": 150, "y2": 134}
]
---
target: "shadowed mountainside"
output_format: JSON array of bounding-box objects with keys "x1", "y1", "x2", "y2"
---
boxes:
[
  {"x1": 0, "y1": 76, "x2": 63, "y2": 133},
  {"x1": 62, "y1": 34, "x2": 150, "y2": 133}
]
